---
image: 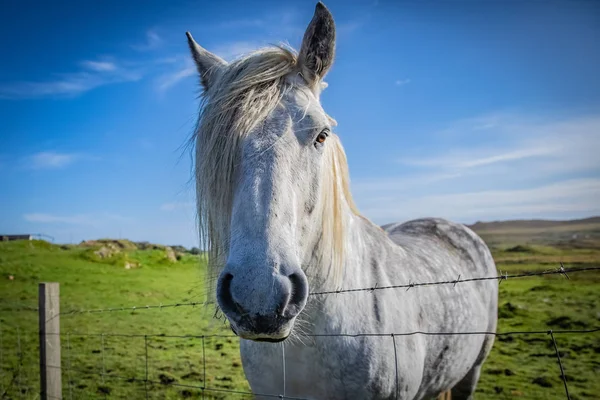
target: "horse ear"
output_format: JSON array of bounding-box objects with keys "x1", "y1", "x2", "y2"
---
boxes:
[
  {"x1": 186, "y1": 32, "x2": 227, "y2": 90},
  {"x1": 298, "y1": 2, "x2": 336, "y2": 86}
]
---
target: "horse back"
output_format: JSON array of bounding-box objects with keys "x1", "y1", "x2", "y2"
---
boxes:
[{"x1": 382, "y1": 217, "x2": 497, "y2": 277}]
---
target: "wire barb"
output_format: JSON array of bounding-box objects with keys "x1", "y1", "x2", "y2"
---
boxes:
[
  {"x1": 453, "y1": 274, "x2": 461, "y2": 287},
  {"x1": 558, "y1": 262, "x2": 570, "y2": 280}
]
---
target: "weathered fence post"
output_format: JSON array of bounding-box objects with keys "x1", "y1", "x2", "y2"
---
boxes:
[{"x1": 39, "y1": 282, "x2": 61, "y2": 400}]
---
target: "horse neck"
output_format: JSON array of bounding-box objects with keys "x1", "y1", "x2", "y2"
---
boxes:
[
  {"x1": 300, "y1": 209, "x2": 406, "y2": 336},
  {"x1": 310, "y1": 206, "x2": 405, "y2": 295},
  {"x1": 343, "y1": 213, "x2": 403, "y2": 288}
]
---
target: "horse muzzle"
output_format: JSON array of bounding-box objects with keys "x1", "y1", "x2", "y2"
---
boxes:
[{"x1": 216, "y1": 266, "x2": 308, "y2": 342}]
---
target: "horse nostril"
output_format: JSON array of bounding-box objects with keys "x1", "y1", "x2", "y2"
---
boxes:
[
  {"x1": 218, "y1": 273, "x2": 240, "y2": 319},
  {"x1": 285, "y1": 272, "x2": 308, "y2": 317}
]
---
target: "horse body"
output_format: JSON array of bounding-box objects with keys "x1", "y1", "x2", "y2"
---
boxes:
[
  {"x1": 186, "y1": 2, "x2": 498, "y2": 399},
  {"x1": 241, "y1": 217, "x2": 497, "y2": 400}
]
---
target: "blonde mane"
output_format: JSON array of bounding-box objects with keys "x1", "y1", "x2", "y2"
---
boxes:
[{"x1": 192, "y1": 45, "x2": 359, "y2": 299}]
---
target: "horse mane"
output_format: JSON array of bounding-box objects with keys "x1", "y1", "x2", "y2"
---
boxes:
[{"x1": 191, "y1": 45, "x2": 359, "y2": 300}]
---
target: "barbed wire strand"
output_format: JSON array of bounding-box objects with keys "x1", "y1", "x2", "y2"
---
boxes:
[
  {"x1": 310, "y1": 265, "x2": 594, "y2": 296},
  {"x1": 49, "y1": 266, "x2": 598, "y2": 316},
  {"x1": 36, "y1": 327, "x2": 600, "y2": 340},
  {"x1": 549, "y1": 330, "x2": 571, "y2": 400},
  {"x1": 0, "y1": 302, "x2": 38, "y2": 313}
]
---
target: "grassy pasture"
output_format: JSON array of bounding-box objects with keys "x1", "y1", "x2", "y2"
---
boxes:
[{"x1": 1, "y1": 220, "x2": 599, "y2": 399}]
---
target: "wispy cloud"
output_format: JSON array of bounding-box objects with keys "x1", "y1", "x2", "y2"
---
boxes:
[
  {"x1": 397, "y1": 114, "x2": 600, "y2": 174},
  {"x1": 338, "y1": 20, "x2": 364, "y2": 36},
  {"x1": 0, "y1": 63, "x2": 141, "y2": 99},
  {"x1": 25, "y1": 152, "x2": 80, "y2": 169},
  {"x1": 132, "y1": 30, "x2": 163, "y2": 51},
  {"x1": 360, "y1": 178, "x2": 600, "y2": 224},
  {"x1": 156, "y1": 60, "x2": 196, "y2": 92},
  {"x1": 80, "y1": 60, "x2": 116, "y2": 72},
  {"x1": 353, "y1": 113, "x2": 600, "y2": 224},
  {"x1": 400, "y1": 147, "x2": 557, "y2": 169},
  {"x1": 156, "y1": 41, "x2": 262, "y2": 93},
  {"x1": 160, "y1": 202, "x2": 194, "y2": 211},
  {"x1": 153, "y1": 56, "x2": 179, "y2": 65},
  {"x1": 24, "y1": 212, "x2": 131, "y2": 226},
  {"x1": 395, "y1": 79, "x2": 410, "y2": 86}
]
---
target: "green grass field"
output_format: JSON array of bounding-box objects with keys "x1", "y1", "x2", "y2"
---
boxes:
[{"x1": 1, "y1": 228, "x2": 599, "y2": 399}]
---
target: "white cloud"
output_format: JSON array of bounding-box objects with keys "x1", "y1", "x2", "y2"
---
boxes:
[
  {"x1": 156, "y1": 41, "x2": 262, "y2": 92},
  {"x1": 396, "y1": 114, "x2": 600, "y2": 175},
  {"x1": 338, "y1": 20, "x2": 363, "y2": 36},
  {"x1": 80, "y1": 60, "x2": 116, "y2": 72},
  {"x1": 24, "y1": 213, "x2": 95, "y2": 225},
  {"x1": 0, "y1": 66, "x2": 141, "y2": 99},
  {"x1": 352, "y1": 113, "x2": 600, "y2": 224},
  {"x1": 154, "y1": 56, "x2": 179, "y2": 64},
  {"x1": 359, "y1": 178, "x2": 600, "y2": 224},
  {"x1": 47, "y1": 214, "x2": 198, "y2": 247},
  {"x1": 0, "y1": 36, "x2": 162, "y2": 99},
  {"x1": 23, "y1": 212, "x2": 131, "y2": 227},
  {"x1": 132, "y1": 30, "x2": 163, "y2": 51},
  {"x1": 395, "y1": 79, "x2": 410, "y2": 86},
  {"x1": 399, "y1": 146, "x2": 558, "y2": 169},
  {"x1": 26, "y1": 152, "x2": 79, "y2": 169},
  {"x1": 21, "y1": 151, "x2": 99, "y2": 170},
  {"x1": 352, "y1": 172, "x2": 463, "y2": 194},
  {"x1": 156, "y1": 62, "x2": 196, "y2": 92}
]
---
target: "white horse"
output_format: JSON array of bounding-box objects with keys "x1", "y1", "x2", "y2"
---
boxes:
[{"x1": 186, "y1": 3, "x2": 498, "y2": 399}]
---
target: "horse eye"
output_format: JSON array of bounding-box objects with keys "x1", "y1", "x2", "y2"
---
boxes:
[{"x1": 315, "y1": 131, "x2": 328, "y2": 145}]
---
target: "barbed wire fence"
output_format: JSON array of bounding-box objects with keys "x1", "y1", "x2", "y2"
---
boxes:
[{"x1": 1, "y1": 264, "x2": 599, "y2": 399}]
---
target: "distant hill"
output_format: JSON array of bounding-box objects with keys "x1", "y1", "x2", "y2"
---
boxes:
[
  {"x1": 466, "y1": 216, "x2": 600, "y2": 249},
  {"x1": 467, "y1": 216, "x2": 600, "y2": 231}
]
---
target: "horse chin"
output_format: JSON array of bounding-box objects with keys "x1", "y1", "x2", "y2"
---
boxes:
[
  {"x1": 253, "y1": 336, "x2": 289, "y2": 343},
  {"x1": 230, "y1": 323, "x2": 291, "y2": 343}
]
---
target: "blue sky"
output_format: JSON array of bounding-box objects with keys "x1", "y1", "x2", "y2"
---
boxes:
[{"x1": 1, "y1": 0, "x2": 599, "y2": 248}]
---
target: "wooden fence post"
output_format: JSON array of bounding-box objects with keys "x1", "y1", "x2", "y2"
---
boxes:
[{"x1": 39, "y1": 283, "x2": 61, "y2": 400}]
